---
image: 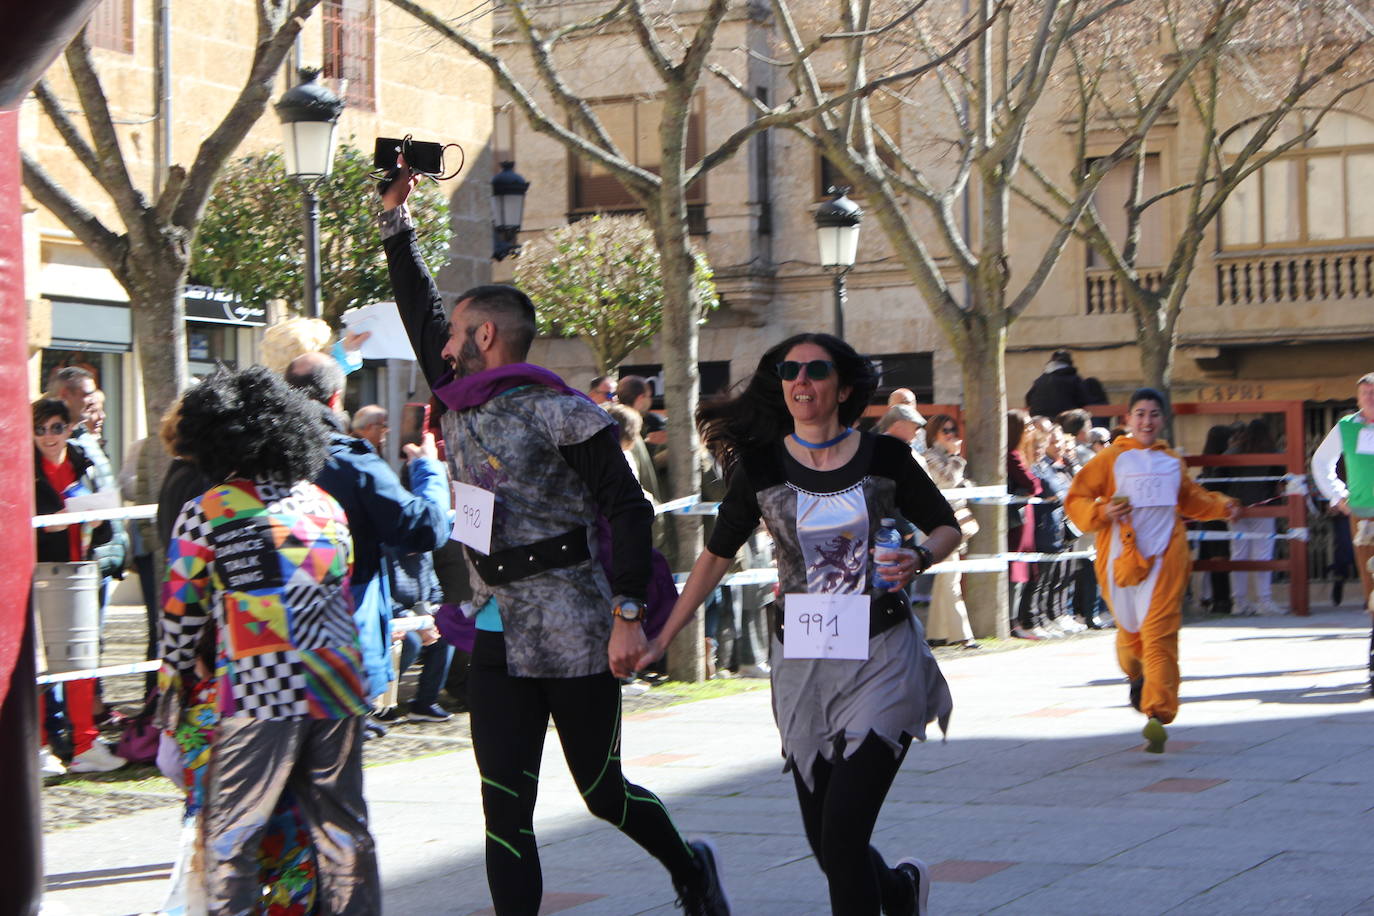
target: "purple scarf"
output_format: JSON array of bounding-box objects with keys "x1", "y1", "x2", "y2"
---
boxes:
[{"x1": 431, "y1": 362, "x2": 589, "y2": 412}]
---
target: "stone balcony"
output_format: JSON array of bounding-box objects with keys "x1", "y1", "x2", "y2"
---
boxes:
[{"x1": 1215, "y1": 245, "x2": 1374, "y2": 307}]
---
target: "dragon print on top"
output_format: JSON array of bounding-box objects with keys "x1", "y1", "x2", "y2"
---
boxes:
[{"x1": 797, "y1": 481, "x2": 870, "y2": 594}]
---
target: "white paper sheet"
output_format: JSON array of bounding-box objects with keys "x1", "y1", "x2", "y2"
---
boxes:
[{"x1": 342, "y1": 302, "x2": 417, "y2": 361}]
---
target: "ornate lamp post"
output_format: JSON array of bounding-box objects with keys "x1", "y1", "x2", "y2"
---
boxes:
[
  {"x1": 491, "y1": 161, "x2": 530, "y2": 261},
  {"x1": 813, "y1": 187, "x2": 863, "y2": 338},
  {"x1": 275, "y1": 69, "x2": 343, "y2": 318}
]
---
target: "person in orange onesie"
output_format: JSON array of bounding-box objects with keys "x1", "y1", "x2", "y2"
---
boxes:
[{"x1": 1066, "y1": 389, "x2": 1238, "y2": 753}]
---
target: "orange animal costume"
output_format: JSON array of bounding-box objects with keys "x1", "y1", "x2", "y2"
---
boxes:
[{"x1": 1065, "y1": 437, "x2": 1235, "y2": 726}]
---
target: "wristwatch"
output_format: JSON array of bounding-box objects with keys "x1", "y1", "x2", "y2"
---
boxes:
[
  {"x1": 612, "y1": 598, "x2": 646, "y2": 623},
  {"x1": 913, "y1": 545, "x2": 934, "y2": 573}
]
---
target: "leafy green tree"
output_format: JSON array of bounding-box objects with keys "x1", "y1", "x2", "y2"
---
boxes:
[
  {"x1": 192, "y1": 141, "x2": 451, "y2": 323},
  {"x1": 514, "y1": 214, "x2": 718, "y2": 375}
]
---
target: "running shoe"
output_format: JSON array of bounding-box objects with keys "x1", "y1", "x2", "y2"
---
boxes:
[
  {"x1": 68, "y1": 741, "x2": 128, "y2": 773},
  {"x1": 674, "y1": 838, "x2": 730, "y2": 915},
  {"x1": 408, "y1": 702, "x2": 453, "y2": 722},
  {"x1": 1253, "y1": 600, "x2": 1285, "y2": 616},
  {"x1": 372, "y1": 706, "x2": 408, "y2": 723},
  {"x1": 736, "y1": 663, "x2": 771, "y2": 678},
  {"x1": 1142, "y1": 717, "x2": 1168, "y2": 754},
  {"x1": 39, "y1": 747, "x2": 67, "y2": 778},
  {"x1": 889, "y1": 857, "x2": 930, "y2": 916}
]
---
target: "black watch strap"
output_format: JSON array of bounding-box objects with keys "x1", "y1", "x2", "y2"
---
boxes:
[{"x1": 914, "y1": 544, "x2": 934, "y2": 573}]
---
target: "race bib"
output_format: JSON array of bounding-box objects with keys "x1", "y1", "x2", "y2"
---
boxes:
[
  {"x1": 1114, "y1": 449, "x2": 1180, "y2": 508},
  {"x1": 1358, "y1": 427, "x2": 1374, "y2": 455},
  {"x1": 450, "y1": 481, "x2": 495, "y2": 555},
  {"x1": 782, "y1": 593, "x2": 870, "y2": 660}
]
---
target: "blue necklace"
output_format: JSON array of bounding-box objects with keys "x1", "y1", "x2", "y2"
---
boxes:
[{"x1": 791, "y1": 428, "x2": 852, "y2": 450}]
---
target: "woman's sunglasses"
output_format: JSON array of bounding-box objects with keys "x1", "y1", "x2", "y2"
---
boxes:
[
  {"x1": 34, "y1": 422, "x2": 68, "y2": 436},
  {"x1": 776, "y1": 359, "x2": 835, "y2": 382},
  {"x1": 941, "y1": 426, "x2": 959, "y2": 435}
]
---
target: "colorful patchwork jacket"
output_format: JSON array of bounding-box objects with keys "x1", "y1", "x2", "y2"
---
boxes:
[{"x1": 156, "y1": 477, "x2": 370, "y2": 726}]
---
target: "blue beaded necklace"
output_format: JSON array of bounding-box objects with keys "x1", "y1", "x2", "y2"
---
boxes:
[{"x1": 791, "y1": 428, "x2": 852, "y2": 450}]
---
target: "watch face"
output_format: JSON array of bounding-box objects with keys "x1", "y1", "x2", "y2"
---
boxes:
[{"x1": 616, "y1": 601, "x2": 644, "y2": 620}]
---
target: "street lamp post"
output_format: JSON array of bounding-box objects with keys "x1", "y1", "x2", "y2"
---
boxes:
[
  {"x1": 275, "y1": 69, "x2": 343, "y2": 319},
  {"x1": 813, "y1": 187, "x2": 863, "y2": 339},
  {"x1": 491, "y1": 161, "x2": 530, "y2": 261}
]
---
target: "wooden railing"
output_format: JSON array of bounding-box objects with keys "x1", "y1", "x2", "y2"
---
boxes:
[
  {"x1": 1084, "y1": 267, "x2": 1164, "y2": 315},
  {"x1": 1216, "y1": 247, "x2": 1374, "y2": 306}
]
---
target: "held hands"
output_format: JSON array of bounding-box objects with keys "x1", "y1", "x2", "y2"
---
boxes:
[
  {"x1": 871, "y1": 546, "x2": 917, "y2": 590},
  {"x1": 609, "y1": 620, "x2": 650, "y2": 679}
]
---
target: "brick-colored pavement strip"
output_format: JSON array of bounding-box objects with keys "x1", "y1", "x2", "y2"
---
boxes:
[{"x1": 42, "y1": 605, "x2": 768, "y2": 832}]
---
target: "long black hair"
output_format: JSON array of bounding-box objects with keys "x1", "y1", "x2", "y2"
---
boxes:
[
  {"x1": 173, "y1": 366, "x2": 328, "y2": 484},
  {"x1": 697, "y1": 332, "x2": 877, "y2": 474}
]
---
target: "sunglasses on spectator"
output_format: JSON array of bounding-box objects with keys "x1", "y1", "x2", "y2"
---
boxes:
[
  {"x1": 34, "y1": 422, "x2": 68, "y2": 436},
  {"x1": 776, "y1": 360, "x2": 835, "y2": 382},
  {"x1": 942, "y1": 426, "x2": 958, "y2": 435}
]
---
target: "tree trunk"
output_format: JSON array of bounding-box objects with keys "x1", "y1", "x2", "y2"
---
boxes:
[
  {"x1": 958, "y1": 305, "x2": 1011, "y2": 640},
  {"x1": 129, "y1": 267, "x2": 190, "y2": 427},
  {"x1": 652, "y1": 198, "x2": 707, "y2": 683}
]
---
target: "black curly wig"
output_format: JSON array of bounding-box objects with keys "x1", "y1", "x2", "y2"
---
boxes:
[
  {"x1": 697, "y1": 332, "x2": 878, "y2": 474},
  {"x1": 173, "y1": 365, "x2": 328, "y2": 484}
]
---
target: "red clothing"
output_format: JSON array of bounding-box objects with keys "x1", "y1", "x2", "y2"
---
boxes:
[{"x1": 40, "y1": 454, "x2": 81, "y2": 560}]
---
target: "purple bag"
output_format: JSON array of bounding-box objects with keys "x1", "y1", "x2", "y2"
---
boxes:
[{"x1": 115, "y1": 711, "x2": 160, "y2": 764}]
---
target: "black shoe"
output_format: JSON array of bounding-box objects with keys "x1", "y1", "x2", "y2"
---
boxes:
[
  {"x1": 1129, "y1": 677, "x2": 1144, "y2": 712},
  {"x1": 363, "y1": 718, "x2": 388, "y2": 741},
  {"x1": 889, "y1": 858, "x2": 930, "y2": 916},
  {"x1": 674, "y1": 839, "x2": 730, "y2": 915},
  {"x1": 408, "y1": 702, "x2": 453, "y2": 722},
  {"x1": 1332, "y1": 580, "x2": 1345, "y2": 606},
  {"x1": 372, "y1": 706, "x2": 408, "y2": 723}
]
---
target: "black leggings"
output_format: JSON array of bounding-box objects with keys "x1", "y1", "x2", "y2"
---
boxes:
[
  {"x1": 468, "y1": 630, "x2": 697, "y2": 915},
  {"x1": 792, "y1": 731, "x2": 914, "y2": 916}
]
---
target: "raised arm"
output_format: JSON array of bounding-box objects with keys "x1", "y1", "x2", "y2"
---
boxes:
[{"x1": 378, "y1": 163, "x2": 450, "y2": 387}]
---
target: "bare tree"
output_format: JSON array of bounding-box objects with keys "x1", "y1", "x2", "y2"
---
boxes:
[
  {"x1": 731, "y1": 0, "x2": 1245, "y2": 636},
  {"x1": 1024, "y1": 0, "x2": 1374, "y2": 392},
  {"x1": 23, "y1": 0, "x2": 323, "y2": 427},
  {"x1": 387, "y1": 0, "x2": 985, "y2": 675}
]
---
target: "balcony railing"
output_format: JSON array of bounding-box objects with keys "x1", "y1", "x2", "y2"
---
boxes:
[
  {"x1": 1085, "y1": 267, "x2": 1164, "y2": 315},
  {"x1": 1216, "y1": 247, "x2": 1374, "y2": 306}
]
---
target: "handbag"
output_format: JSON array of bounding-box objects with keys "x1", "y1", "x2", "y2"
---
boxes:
[{"x1": 115, "y1": 709, "x2": 161, "y2": 764}]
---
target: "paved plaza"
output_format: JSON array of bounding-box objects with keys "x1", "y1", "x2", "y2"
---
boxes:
[{"x1": 40, "y1": 605, "x2": 1374, "y2": 915}]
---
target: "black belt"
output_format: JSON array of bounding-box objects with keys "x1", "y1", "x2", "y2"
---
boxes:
[
  {"x1": 466, "y1": 527, "x2": 591, "y2": 587},
  {"x1": 770, "y1": 590, "x2": 911, "y2": 646}
]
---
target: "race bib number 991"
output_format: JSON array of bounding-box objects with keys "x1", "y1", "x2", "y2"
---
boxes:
[{"x1": 782, "y1": 593, "x2": 870, "y2": 660}]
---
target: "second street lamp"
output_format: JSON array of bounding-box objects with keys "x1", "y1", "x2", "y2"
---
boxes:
[
  {"x1": 491, "y1": 161, "x2": 530, "y2": 261},
  {"x1": 813, "y1": 187, "x2": 863, "y2": 339},
  {"x1": 275, "y1": 69, "x2": 344, "y2": 319}
]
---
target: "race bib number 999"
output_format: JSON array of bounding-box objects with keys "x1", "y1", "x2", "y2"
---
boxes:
[{"x1": 782, "y1": 593, "x2": 870, "y2": 660}]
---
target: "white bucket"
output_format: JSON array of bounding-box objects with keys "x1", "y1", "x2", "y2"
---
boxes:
[{"x1": 32, "y1": 561, "x2": 101, "y2": 675}]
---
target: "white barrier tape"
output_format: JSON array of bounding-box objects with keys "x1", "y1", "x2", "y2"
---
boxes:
[
  {"x1": 1187, "y1": 527, "x2": 1309, "y2": 542},
  {"x1": 37, "y1": 659, "x2": 160, "y2": 685},
  {"x1": 654, "y1": 494, "x2": 701, "y2": 516},
  {"x1": 32, "y1": 504, "x2": 158, "y2": 528}
]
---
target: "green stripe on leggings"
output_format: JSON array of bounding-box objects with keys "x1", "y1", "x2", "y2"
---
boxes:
[
  {"x1": 486, "y1": 830, "x2": 521, "y2": 858},
  {"x1": 482, "y1": 776, "x2": 519, "y2": 798}
]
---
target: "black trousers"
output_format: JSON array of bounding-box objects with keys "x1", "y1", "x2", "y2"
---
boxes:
[
  {"x1": 792, "y1": 731, "x2": 914, "y2": 916},
  {"x1": 468, "y1": 630, "x2": 697, "y2": 915}
]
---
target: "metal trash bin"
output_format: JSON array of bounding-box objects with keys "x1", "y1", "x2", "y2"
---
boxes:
[{"x1": 32, "y1": 561, "x2": 100, "y2": 675}]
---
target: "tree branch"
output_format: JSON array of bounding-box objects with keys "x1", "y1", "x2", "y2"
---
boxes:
[
  {"x1": 21, "y1": 152, "x2": 129, "y2": 273},
  {"x1": 64, "y1": 30, "x2": 147, "y2": 233}
]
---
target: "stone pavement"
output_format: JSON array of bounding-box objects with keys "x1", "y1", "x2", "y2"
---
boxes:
[{"x1": 40, "y1": 606, "x2": 1374, "y2": 915}]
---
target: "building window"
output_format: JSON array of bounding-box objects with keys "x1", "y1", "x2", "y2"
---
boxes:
[
  {"x1": 1087, "y1": 153, "x2": 1164, "y2": 267},
  {"x1": 87, "y1": 0, "x2": 134, "y2": 54},
  {"x1": 570, "y1": 96, "x2": 705, "y2": 214},
  {"x1": 869, "y1": 352, "x2": 934, "y2": 404},
  {"x1": 1221, "y1": 112, "x2": 1374, "y2": 249},
  {"x1": 323, "y1": 0, "x2": 376, "y2": 111},
  {"x1": 817, "y1": 91, "x2": 900, "y2": 198}
]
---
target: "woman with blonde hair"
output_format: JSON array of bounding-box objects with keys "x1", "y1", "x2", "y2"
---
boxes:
[{"x1": 923, "y1": 414, "x2": 979, "y2": 649}]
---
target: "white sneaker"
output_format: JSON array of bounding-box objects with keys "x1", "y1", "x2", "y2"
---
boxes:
[
  {"x1": 1254, "y1": 600, "x2": 1286, "y2": 616},
  {"x1": 1234, "y1": 604, "x2": 1257, "y2": 617},
  {"x1": 68, "y1": 741, "x2": 128, "y2": 773},
  {"x1": 737, "y1": 663, "x2": 771, "y2": 679},
  {"x1": 38, "y1": 747, "x2": 66, "y2": 778}
]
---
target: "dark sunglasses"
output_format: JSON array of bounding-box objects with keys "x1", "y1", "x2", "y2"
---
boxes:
[
  {"x1": 776, "y1": 359, "x2": 835, "y2": 382},
  {"x1": 35, "y1": 422, "x2": 68, "y2": 436},
  {"x1": 941, "y1": 426, "x2": 958, "y2": 435}
]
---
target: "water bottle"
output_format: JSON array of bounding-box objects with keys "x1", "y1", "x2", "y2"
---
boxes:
[{"x1": 871, "y1": 518, "x2": 903, "y2": 592}]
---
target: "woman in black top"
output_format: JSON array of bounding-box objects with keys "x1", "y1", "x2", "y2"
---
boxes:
[{"x1": 639, "y1": 333, "x2": 960, "y2": 916}]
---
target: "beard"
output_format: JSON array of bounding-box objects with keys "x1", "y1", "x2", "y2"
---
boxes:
[{"x1": 447, "y1": 324, "x2": 487, "y2": 378}]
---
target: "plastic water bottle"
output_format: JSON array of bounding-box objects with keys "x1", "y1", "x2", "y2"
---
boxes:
[{"x1": 871, "y1": 518, "x2": 902, "y2": 592}]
